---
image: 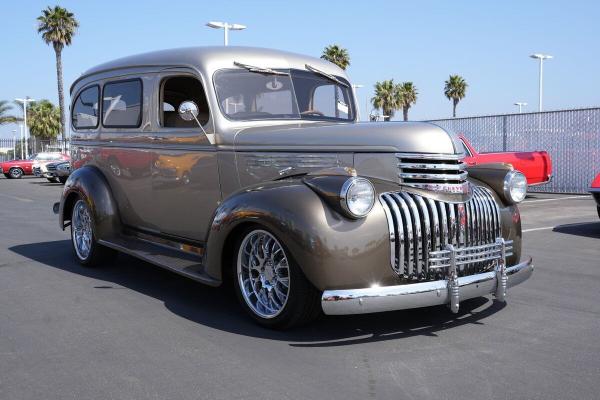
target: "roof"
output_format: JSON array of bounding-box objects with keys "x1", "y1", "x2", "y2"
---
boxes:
[{"x1": 72, "y1": 46, "x2": 348, "y2": 92}]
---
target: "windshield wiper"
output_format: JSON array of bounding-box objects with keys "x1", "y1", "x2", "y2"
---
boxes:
[
  {"x1": 304, "y1": 64, "x2": 349, "y2": 87},
  {"x1": 233, "y1": 61, "x2": 289, "y2": 76}
]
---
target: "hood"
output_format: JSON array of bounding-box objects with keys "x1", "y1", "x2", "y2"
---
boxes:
[{"x1": 233, "y1": 121, "x2": 462, "y2": 154}]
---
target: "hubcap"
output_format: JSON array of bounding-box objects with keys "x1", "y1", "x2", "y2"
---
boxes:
[
  {"x1": 10, "y1": 169, "x2": 20, "y2": 178},
  {"x1": 237, "y1": 230, "x2": 290, "y2": 319},
  {"x1": 72, "y1": 200, "x2": 93, "y2": 260}
]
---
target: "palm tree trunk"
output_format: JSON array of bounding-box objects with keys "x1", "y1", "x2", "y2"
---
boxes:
[
  {"x1": 403, "y1": 106, "x2": 408, "y2": 121},
  {"x1": 452, "y1": 98, "x2": 458, "y2": 118},
  {"x1": 53, "y1": 45, "x2": 66, "y2": 144}
]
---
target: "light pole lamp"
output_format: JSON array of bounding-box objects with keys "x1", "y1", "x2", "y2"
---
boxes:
[
  {"x1": 529, "y1": 53, "x2": 552, "y2": 112},
  {"x1": 514, "y1": 102, "x2": 527, "y2": 113},
  {"x1": 14, "y1": 97, "x2": 36, "y2": 158},
  {"x1": 206, "y1": 21, "x2": 246, "y2": 46}
]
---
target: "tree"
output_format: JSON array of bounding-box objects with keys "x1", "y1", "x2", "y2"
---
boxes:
[
  {"x1": 320, "y1": 44, "x2": 350, "y2": 70},
  {"x1": 372, "y1": 80, "x2": 399, "y2": 121},
  {"x1": 37, "y1": 5, "x2": 79, "y2": 140},
  {"x1": 444, "y1": 75, "x2": 468, "y2": 118},
  {"x1": 0, "y1": 100, "x2": 21, "y2": 125},
  {"x1": 28, "y1": 100, "x2": 61, "y2": 139},
  {"x1": 396, "y1": 82, "x2": 418, "y2": 121}
]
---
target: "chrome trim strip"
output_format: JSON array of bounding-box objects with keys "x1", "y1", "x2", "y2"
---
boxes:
[
  {"x1": 379, "y1": 195, "x2": 397, "y2": 274},
  {"x1": 398, "y1": 162, "x2": 466, "y2": 170},
  {"x1": 321, "y1": 257, "x2": 533, "y2": 315},
  {"x1": 400, "y1": 171, "x2": 468, "y2": 181},
  {"x1": 395, "y1": 152, "x2": 466, "y2": 160}
]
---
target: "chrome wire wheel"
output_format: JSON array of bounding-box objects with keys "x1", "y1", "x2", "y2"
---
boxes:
[
  {"x1": 237, "y1": 229, "x2": 291, "y2": 319},
  {"x1": 72, "y1": 200, "x2": 93, "y2": 261}
]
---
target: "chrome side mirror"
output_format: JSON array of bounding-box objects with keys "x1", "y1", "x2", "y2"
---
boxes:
[
  {"x1": 176, "y1": 100, "x2": 215, "y2": 145},
  {"x1": 178, "y1": 101, "x2": 199, "y2": 121}
]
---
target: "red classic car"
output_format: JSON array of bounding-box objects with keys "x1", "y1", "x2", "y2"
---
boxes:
[
  {"x1": 589, "y1": 173, "x2": 600, "y2": 218},
  {"x1": 459, "y1": 135, "x2": 552, "y2": 186},
  {"x1": 0, "y1": 152, "x2": 70, "y2": 179}
]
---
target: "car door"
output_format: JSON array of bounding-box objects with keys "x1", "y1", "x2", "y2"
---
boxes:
[{"x1": 145, "y1": 71, "x2": 220, "y2": 242}]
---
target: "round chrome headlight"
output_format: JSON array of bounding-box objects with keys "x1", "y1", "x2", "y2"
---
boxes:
[
  {"x1": 503, "y1": 170, "x2": 527, "y2": 203},
  {"x1": 340, "y1": 177, "x2": 375, "y2": 218}
]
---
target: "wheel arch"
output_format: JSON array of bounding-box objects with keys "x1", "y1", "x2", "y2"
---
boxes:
[
  {"x1": 203, "y1": 179, "x2": 392, "y2": 291},
  {"x1": 59, "y1": 166, "x2": 121, "y2": 240}
]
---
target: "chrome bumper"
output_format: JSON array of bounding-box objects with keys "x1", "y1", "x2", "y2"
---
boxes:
[{"x1": 321, "y1": 257, "x2": 533, "y2": 315}]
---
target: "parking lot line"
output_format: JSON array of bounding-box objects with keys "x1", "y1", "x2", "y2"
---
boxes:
[
  {"x1": 522, "y1": 226, "x2": 555, "y2": 232},
  {"x1": 0, "y1": 193, "x2": 33, "y2": 203},
  {"x1": 521, "y1": 195, "x2": 589, "y2": 204}
]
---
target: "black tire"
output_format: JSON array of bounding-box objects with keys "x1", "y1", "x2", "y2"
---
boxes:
[
  {"x1": 58, "y1": 176, "x2": 68, "y2": 184},
  {"x1": 232, "y1": 225, "x2": 321, "y2": 329},
  {"x1": 70, "y1": 197, "x2": 118, "y2": 267},
  {"x1": 8, "y1": 168, "x2": 23, "y2": 179},
  {"x1": 597, "y1": 206, "x2": 600, "y2": 219},
  {"x1": 47, "y1": 177, "x2": 60, "y2": 183}
]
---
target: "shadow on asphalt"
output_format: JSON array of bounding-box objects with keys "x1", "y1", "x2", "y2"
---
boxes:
[
  {"x1": 10, "y1": 240, "x2": 506, "y2": 347},
  {"x1": 553, "y1": 221, "x2": 600, "y2": 239}
]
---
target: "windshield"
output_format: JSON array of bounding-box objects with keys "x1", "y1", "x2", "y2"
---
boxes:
[{"x1": 214, "y1": 69, "x2": 355, "y2": 122}]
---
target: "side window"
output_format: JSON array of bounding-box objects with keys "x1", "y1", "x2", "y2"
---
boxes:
[
  {"x1": 312, "y1": 84, "x2": 350, "y2": 119},
  {"x1": 102, "y1": 79, "x2": 142, "y2": 128},
  {"x1": 72, "y1": 85, "x2": 99, "y2": 129},
  {"x1": 161, "y1": 76, "x2": 209, "y2": 128}
]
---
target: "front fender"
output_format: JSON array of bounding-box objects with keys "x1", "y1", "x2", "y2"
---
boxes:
[
  {"x1": 59, "y1": 166, "x2": 120, "y2": 241},
  {"x1": 204, "y1": 179, "x2": 395, "y2": 291}
]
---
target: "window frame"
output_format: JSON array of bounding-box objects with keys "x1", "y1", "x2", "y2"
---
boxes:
[
  {"x1": 71, "y1": 84, "x2": 101, "y2": 130},
  {"x1": 101, "y1": 78, "x2": 144, "y2": 129},
  {"x1": 158, "y1": 74, "x2": 210, "y2": 129}
]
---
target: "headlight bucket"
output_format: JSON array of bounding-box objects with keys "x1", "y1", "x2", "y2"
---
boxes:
[
  {"x1": 340, "y1": 177, "x2": 375, "y2": 218},
  {"x1": 503, "y1": 170, "x2": 527, "y2": 204}
]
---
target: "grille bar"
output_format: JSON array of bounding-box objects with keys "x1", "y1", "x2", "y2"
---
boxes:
[
  {"x1": 396, "y1": 152, "x2": 468, "y2": 194},
  {"x1": 380, "y1": 186, "x2": 504, "y2": 281}
]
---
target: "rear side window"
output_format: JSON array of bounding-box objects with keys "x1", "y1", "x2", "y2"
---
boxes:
[
  {"x1": 72, "y1": 85, "x2": 99, "y2": 129},
  {"x1": 102, "y1": 79, "x2": 142, "y2": 128}
]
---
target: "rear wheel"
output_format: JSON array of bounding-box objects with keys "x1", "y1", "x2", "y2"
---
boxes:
[
  {"x1": 233, "y1": 226, "x2": 321, "y2": 329},
  {"x1": 70, "y1": 198, "x2": 117, "y2": 266},
  {"x1": 8, "y1": 168, "x2": 23, "y2": 179}
]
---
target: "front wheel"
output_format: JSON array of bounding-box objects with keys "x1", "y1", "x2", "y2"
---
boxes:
[
  {"x1": 70, "y1": 198, "x2": 117, "y2": 266},
  {"x1": 233, "y1": 227, "x2": 321, "y2": 329},
  {"x1": 47, "y1": 177, "x2": 60, "y2": 183},
  {"x1": 8, "y1": 168, "x2": 23, "y2": 179},
  {"x1": 58, "y1": 176, "x2": 68, "y2": 184}
]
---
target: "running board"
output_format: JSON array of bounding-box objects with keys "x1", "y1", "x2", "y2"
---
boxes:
[{"x1": 98, "y1": 235, "x2": 220, "y2": 287}]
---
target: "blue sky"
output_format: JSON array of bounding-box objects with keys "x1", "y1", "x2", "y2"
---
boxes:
[{"x1": 1, "y1": 0, "x2": 599, "y2": 138}]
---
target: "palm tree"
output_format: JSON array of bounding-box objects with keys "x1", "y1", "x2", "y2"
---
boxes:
[
  {"x1": 396, "y1": 82, "x2": 418, "y2": 121},
  {"x1": 320, "y1": 44, "x2": 350, "y2": 70},
  {"x1": 371, "y1": 80, "x2": 398, "y2": 121},
  {"x1": 37, "y1": 6, "x2": 79, "y2": 141},
  {"x1": 28, "y1": 100, "x2": 61, "y2": 139},
  {"x1": 0, "y1": 101, "x2": 21, "y2": 125},
  {"x1": 444, "y1": 75, "x2": 468, "y2": 117}
]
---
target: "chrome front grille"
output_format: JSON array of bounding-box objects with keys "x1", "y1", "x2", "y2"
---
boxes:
[
  {"x1": 380, "y1": 186, "x2": 504, "y2": 281},
  {"x1": 46, "y1": 164, "x2": 57, "y2": 171},
  {"x1": 396, "y1": 153, "x2": 468, "y2": 194}
]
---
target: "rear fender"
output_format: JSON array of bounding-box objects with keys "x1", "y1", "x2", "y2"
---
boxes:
[{"x1": 59, "y1": 166, "x2": 120, "y2": 240}]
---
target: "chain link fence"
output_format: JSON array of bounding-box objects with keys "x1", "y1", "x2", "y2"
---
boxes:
[
  {"x1": 428, "y1": 107, "x2": 600, "y2": 193},
  {"x1": 0, "y1": 138, "x2": 70, "y2": 162}
]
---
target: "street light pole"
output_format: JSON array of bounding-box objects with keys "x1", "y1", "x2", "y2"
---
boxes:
[
  {"x1": 11, "y1": 129, "x2": 16, "y2": 159},
  {"x1": 206, "y1": 21, "x2": 247, "y2": 46},
  {"x1": 514, "y1": 102, "x2": 527, "y2": 113},
  {"x1": 15, "y1": 97, "x2": 36, "y2": 158},
  {"x1": 529, "y1": 53, "x2": 553, "y2": 112}
]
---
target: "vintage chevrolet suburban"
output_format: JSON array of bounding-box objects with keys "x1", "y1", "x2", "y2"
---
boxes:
[{"x1": 56, "y1": 47, "x2": 533, "y2": 329}]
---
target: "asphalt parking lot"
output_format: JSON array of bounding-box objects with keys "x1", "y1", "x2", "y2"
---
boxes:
[{"x1": 1, "y1": 176, "x2": 599, "y2": 400}]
